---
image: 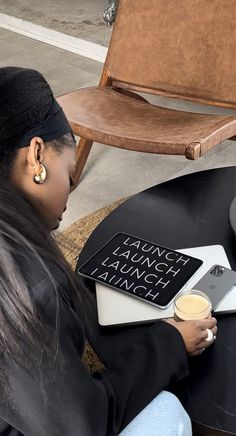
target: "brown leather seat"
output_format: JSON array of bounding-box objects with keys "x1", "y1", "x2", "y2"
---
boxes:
[{"x1": 58, "y1": 0, "x2": 236, "y2": 186}]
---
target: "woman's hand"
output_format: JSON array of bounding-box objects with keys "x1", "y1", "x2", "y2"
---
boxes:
[{"x1": 165, "y1": 317, "x2": 217, "y2": 356}]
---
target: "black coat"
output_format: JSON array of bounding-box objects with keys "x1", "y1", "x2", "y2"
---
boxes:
[{"x1": 0, "y1": 257, "x2": 189, "y2": 436}]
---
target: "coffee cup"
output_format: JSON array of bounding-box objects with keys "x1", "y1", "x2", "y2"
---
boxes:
[{"x1": 174, "y1": 290, "x2": 212, "y2": 321}]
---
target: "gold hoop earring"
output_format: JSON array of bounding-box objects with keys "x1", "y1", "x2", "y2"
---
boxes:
[{"x1": 33, "y1": 163, "x2": 47, "y2": 184}]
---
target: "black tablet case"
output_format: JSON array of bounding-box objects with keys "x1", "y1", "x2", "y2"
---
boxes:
[{"x1": 78, "y1": 233, "x2": 203, "y2": 308}]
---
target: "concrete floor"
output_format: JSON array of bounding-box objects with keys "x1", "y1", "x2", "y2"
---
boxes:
[
  {"x1": 1, "y1": 27, "x2": 236, "y2": 231},
  {"x1": 0, "y1": 0, "x2": 111, "y2": 46}
]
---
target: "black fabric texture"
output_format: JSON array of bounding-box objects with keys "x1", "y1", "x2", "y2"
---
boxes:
[
  {"x1": 16, "y1": 100, "x2": 73, "y2": 148},
  {"x1": 0, "y1": 256, "x2": 189, "y2": 436},
  {"x1": 0, "y1": 67, "x2": 72, "y2": 150}
]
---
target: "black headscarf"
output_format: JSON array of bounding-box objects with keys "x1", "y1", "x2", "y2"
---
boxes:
[{"x1": 0, "y1": 67, "x2": 72, "y2": 150}]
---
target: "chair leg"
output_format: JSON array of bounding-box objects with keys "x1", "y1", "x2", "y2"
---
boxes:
[
  {"x1": 73, "y1": 137, "x2": 93, "y2": 187},
  {"x1": 103, "y1": 0, "x2": 118, "y2": 26}
]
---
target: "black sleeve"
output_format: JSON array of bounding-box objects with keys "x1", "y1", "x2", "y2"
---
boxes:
[
  {"x1": 0, "y1": 279, "x2": 189, "y2": 436},
  {"x1": 99, "y1": 321, "x2": 189, "y2": 433}
]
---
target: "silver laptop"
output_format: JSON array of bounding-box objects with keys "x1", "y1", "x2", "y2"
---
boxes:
[{"x1": 96, "y1": 245, "x2": 235, "y2": 326}]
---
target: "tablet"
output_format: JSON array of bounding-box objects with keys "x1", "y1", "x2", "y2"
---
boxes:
[
  {"x1": 78, "y1": 232, "x2": 203, "y2": 309},
  {"x1": 95, "y1": 245, "x2": 233, "y2": 326}
]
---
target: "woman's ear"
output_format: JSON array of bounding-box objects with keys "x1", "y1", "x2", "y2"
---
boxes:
[{"x1": 26, "y1": 137, "x2": 46, "y2": 173}]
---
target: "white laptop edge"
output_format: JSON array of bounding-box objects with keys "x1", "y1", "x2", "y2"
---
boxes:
[{"x1": 95, "y1": 245, "x2": 234, "y2": 326}]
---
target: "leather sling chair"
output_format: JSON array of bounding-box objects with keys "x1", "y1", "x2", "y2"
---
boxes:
[{"x1": 58, "y1": 0, "x2": 236, "y2": 187}]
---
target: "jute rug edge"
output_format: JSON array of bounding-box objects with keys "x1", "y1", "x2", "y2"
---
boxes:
[{"x1": 56, "y1": 197, "x2": 127, "y2": 372}]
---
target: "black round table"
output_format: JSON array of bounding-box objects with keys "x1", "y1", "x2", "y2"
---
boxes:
[{"x1": 78, "y1": 167, "x2": 236, "y2": 435}]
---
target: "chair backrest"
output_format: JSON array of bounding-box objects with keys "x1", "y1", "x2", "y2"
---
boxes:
[{"x1": 104, "y1": 0, "x2": 236, "y2": 108}]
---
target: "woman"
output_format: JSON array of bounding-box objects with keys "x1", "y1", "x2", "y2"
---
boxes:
[{"x1": 0, "y1": 67, "x2": 217, "y2": 436}]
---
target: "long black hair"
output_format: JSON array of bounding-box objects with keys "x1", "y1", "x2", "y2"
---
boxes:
[
  {"x1": 0, "y1": 134, "x2": 82, "y2": 397},
  {"x1": 0, "y1": 67, "x2": 82, "y2": 396}
]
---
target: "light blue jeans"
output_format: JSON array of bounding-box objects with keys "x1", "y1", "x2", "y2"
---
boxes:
[{"x1": 119, "y1": 391, "x2": 192, "y2": 436}]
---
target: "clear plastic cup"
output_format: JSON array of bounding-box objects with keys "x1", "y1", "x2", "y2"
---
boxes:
[{"x1": 174, "y1": 290, "x2": 212, "y2": 321}]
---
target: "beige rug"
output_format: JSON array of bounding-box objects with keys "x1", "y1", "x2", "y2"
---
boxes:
[
  {"x1": 56, "y1": 197, "x2": 126, "y2": 270},
  {"x1": 56, "y1": 197, "x2": 127, "y2": 372}
]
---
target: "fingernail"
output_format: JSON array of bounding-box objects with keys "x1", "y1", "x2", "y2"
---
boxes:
[{"x1": 213, "y1": 336, "x2": 216, "y2": 340}]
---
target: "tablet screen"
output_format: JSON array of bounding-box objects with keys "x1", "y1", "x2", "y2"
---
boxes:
[{"x1": 78, "y1": 233, "x2": 203, "y2": 308}]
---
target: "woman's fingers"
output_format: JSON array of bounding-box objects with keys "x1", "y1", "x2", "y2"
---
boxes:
[
  {"x1": 197, "y1": 317, "x2": 217, "y2": 330},
  {"x1": 196, "y1": 337, "x2": 215, "y2": 350},
  {"x1": 189, "y1": 348, "x2": 205, "y2": 356},
  {"x1": 164, "y1": 317, "x2": 218, "y2": 355},
  {"x1": 200, "y1": 325, "x2": 217, "y2": 341},
  {"x1": 194, "y1": 318, "x2": 217, "y2": 348},
  {"x1": 195, "y1": 324, "x2": 217, "y2": 351},
  {"x1": 190, "y1": 326, "x2": 217, "y2": 354}
]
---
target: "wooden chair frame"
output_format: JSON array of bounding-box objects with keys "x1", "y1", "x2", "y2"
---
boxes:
[{"x1": 58, "y1": 0, "x2": 236, "y2": 187}]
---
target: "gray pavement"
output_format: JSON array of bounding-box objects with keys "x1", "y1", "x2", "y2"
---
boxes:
[
  {"x1": 0, "y1": 0, "x2": 111, "y2": 46},
  {"x1": 1, "y1": 28, "x2": 236, "y2": 231}
]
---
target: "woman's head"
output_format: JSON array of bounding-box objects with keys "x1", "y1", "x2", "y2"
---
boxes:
[
  {"x1": 0, "y1": 67, "x2": 76, "y2": 230},
  {"x1": 0, "y1": 68, "x2": 89, "y2": 398}
]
